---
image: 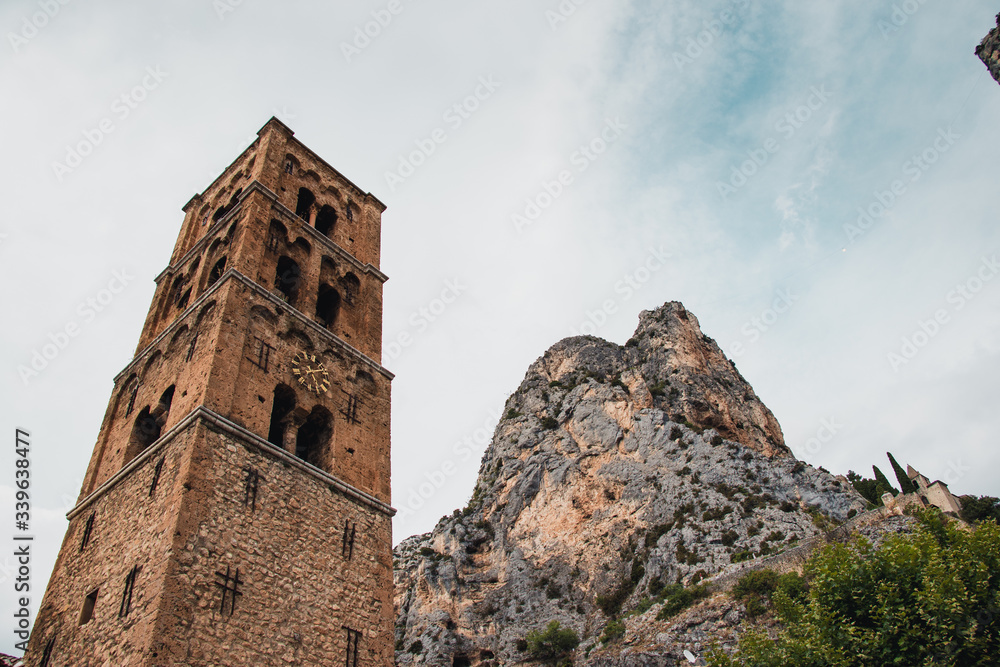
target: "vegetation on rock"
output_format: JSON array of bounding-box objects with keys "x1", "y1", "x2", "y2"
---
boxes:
[
  {"x1": 524, "y1": 621, "x2": 580, "y2": 665},
  {"x1": 709, "y1": 511, "x2": 1000, "y2": 666}
]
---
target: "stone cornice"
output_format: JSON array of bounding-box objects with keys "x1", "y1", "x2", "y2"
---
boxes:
[
  {"x1": 115, "y1": 268, "x2": 394, "y2": 384},
  {"x1": 157, "y1": 181, "x2": 388, "y2": 286},
  {"x1": 67, "y1": 406, "x2": 395, "y2": 520}
]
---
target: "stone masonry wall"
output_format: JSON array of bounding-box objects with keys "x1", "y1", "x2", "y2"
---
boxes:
[
  {"x1": 28, "y1": 414, "x2": 394, "y2": 666},
  {"x1": 26, "y1": 419, "x2": 192, "y2": 665},
  {"x1": 150, "y1": 419, "x2": 394, "y2": 666}
]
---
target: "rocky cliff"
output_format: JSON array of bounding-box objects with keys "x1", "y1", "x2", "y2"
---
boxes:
[
  {"x1": 978, "y1": 13, "x2": 1000, "y2": 85},
  {"x1": 394, "y1": 302, "x2": 866, "y2": 665}
]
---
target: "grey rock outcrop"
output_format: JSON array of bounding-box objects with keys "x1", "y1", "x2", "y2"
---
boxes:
[
  {"x1": 977, "y1": 13, "x2": 1000, "y2": 85},
  {"x1": 394, "y1": 302, "x2": 866, "y2": 666}
]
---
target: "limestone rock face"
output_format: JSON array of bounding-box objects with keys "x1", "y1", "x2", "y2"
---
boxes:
[
  {"x1": 978, "y1": 14, "x2": 1000, "y2": 85},
  {"x1": 394, "y1": 302, "x2": 865, "y2": 665}
]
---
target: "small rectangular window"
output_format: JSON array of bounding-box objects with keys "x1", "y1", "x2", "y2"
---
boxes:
[{"x1": 79, "y1": 589, "x2": 98, "y2": 625}]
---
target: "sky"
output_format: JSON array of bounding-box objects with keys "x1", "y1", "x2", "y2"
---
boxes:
[{"x1": 1, "y1": 0, "x2": 999, "y2": 654}]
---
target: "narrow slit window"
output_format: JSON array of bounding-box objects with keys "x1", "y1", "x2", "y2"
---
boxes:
[
  {"x1": 243, "y1": 467, "x2": 261, "y2": 511},
  {"x1": 185, "y1": 334, "x2": 199, "y2": 362},
  {"x1": 40, "y1": 637, "x2": 55, "y2": 667},
  {"x1": 80, "y1": 512, "x2": 96, "y2": 552},
  {"x1": 119, "y1": 566, "x2": 139, "y2": 618},
  {"x1": 344, "y1": 627, "x2": 361, "y2": 667},
  {"x1": 342, "y1": 519, "x2": 356, "y2": 560},
  {"x1": 149, "y1": 458, "x2": 165, "y2": 497},
  {"x1": 125, "y1": 382, "x2": 139, "y2": 417},
  {"x1": 247, "y1": 337, "x2": 274, "y2": 372},
  {"x1": 215, "y1": 566, "x2": 243, "y2": 616},
  {"x1": 340, "y1": 392, "x2": 360, "y2": 424}
]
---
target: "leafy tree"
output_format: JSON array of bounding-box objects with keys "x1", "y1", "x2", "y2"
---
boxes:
[
  {"x1": 708, "y1": 511, "x2": 1000, "y2": 666},
  {"x1": 847, "y1": 470, "x2": 880, "y2": 505},
  {"x1": 961, "y1": 495, "x2": 1000, "y2": 524},
  {"x1": 524, "y1": 620, "x2": 580, "y2": 665},
  {"x1": 887, "y1": 451, "x2": 917, "y2": 494},
  {"x1": 872, "y1": 465, "x2": 899, "y2": 498}
]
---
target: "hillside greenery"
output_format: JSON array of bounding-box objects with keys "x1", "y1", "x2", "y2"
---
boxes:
[{"x1": 708, "y1": 510, "x2": 1000, "y2": 667}]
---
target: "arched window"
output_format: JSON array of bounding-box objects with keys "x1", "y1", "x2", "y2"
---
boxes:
[
  {"x1": 296, "y1": 188, "x2": 315, "y2": 220},
  {"x1": 316, "y1": 205, "x2": 337, "y2": 238},
  {"x1": 207, "y1": 257, "x2": 227, "y2": 288},
  {"x1": 295, "y1": 406, "x2": 332, "y2": 467},
  {"x1": 267, "y1": 385, "x2": 296, "y2": 449},
  {"x1": 267, "y1": 219, "x2": 287, "y2": 253},
  {"x1": 128, "y1": 408, "x2": 159, "y2": 456},
  {"x1": 339, "y1": 273, "x2": 361, "y2": 305},
  {"x1": 177, "y1": 288, "x2": 191, "y2": 310},
  {"x1": 124, "y1": 386, "x2": 174, "y2": 464},
  {"x1": 316, "y1": 285, "x2": 341, "y2": 329},
  {"x1": 274, "y1": 256, "x2": 301, "y2": 304}
]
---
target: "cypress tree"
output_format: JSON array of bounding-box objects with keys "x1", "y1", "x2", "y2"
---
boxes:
[
  {"x1": 887, "y1": 452, "x2": 917, "y2": 494},
  {"x1": 873, "y1": 465, "x2": 899, "y2": 498}
]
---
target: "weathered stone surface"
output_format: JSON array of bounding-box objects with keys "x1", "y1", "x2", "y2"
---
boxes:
[
  {"x1": 394, "y1": 302, "x2": 866, "y2": 666},
  {"x1": 26, "y1": 118, "x2": 395, "y2": 667},
  {"x1": 977, "y1": 13, "x2": 1000, "y2": 84}
]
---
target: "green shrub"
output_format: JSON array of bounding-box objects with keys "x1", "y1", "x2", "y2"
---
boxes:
[
  {"x1": 709, "y1": 514, "x2": 1000, "y2": 666},
  {"x1": 408, "y1": 640, "x2": 424, "y2": 654},
  {"x1": 505, "y1": 408, "x2": 521, "y2": 419},
  {"x1": 524, "y1": 621, "x2": 580, "y2": 665},
  {"x1": 596, "y1": 579, "x2": 634, "y2": 617},
  {"x1": 703, "y1": 506, "x2": 733, "y2": 522},
  {"x1": 656, "y1": 583, "x2": 711, "y2": 620},
  {"x1": 540, "y1": 416, "x2": 559, "y2": 430},
  {"x1": 600, "y1": 620, "x2": 626, "y2": 644},
  {"x1": 721, "y1": 529, "x2": 738, "y2": 546}
]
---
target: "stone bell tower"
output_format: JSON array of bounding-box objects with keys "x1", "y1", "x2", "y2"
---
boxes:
[{"x1": 26, "y1": 118, "x2": 394, "y2": 666}]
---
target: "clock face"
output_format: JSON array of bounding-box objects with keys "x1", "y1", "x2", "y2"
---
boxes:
[{"x1": 291, "y1": 351, "x2": 330, "y2": 395}]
